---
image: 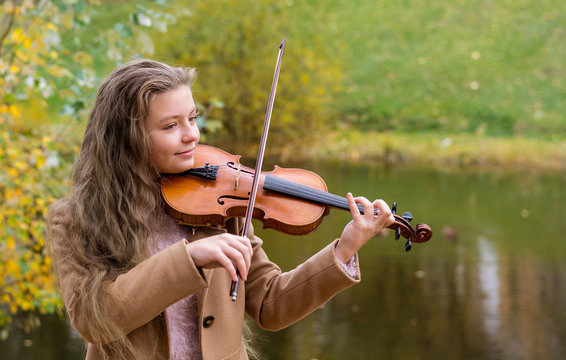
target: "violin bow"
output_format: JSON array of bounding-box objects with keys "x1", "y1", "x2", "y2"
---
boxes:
[{"x1": 230, "y1": 39, "x2": 286, "y2": 301}]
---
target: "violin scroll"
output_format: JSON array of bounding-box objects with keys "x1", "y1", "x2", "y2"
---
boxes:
[{"x1": 390, "y1": 202, "x2": 432, "y2": 252}]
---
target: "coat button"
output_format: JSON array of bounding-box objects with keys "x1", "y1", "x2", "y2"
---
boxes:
[{"x1": 203, "y1": 315, "x2": 215, "y2": 328}]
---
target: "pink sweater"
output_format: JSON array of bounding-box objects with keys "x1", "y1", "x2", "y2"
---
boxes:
[{"x1": 149, "y1": 210, "x2": 202, "y2": 360}]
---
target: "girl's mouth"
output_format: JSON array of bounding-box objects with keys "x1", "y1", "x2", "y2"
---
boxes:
[{"x1": 176, "y1": 148, "x2": 194, "y2": 157}]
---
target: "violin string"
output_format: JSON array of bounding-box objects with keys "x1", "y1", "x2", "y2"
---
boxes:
[
  {"x1": 263, "y1": 175, "x2": 371, "y2": 214},
  {"x1": 263, "y1": 175, "x2": 342, "y2": 207}
]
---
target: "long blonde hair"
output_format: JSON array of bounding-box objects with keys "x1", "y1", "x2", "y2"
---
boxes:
[{"x1": 48, "y1": 59, "x2": 196, "y2": 359}]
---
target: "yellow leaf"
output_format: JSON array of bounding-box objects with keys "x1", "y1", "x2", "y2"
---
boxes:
[
  {"x1": 35, "y1": 154, "x2": 46, "y2": 168},
  {"x1": 21, "y1": 301, "x2": 32, "y2": 311},
  {"x1": 5, "y1": 259, "x2": 18, "y2": 275},
  {"x1": 47, "y1": 22, "x2": 57, "y2": 32},
  {"x1": 9, "y1": 105, "x2": 20, "y2": 117},
  {"x1": 30, "y1": 262, "x2": 40, "y2": 273},
  {"x1": 10, "y1": 28, "x2": 23, "y2": 41},
  {"x1": 23, "y1": 38, "x2": 33, "y2": 49},
  {"x1": 9, "y1": 65, "x2": 20, "y2": 74}
]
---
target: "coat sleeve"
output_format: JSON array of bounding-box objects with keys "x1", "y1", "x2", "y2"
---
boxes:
[
  {"x1": 49, "y1": 207, "x2": 208, "y2": 345},
  {"x1": 243, "y1": 228, "x2": 361, "y2": 331}
]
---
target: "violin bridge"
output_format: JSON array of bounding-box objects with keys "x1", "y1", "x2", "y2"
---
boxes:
[{"x1": 234, "y1": 163, "x2": 241, "y2": 190}]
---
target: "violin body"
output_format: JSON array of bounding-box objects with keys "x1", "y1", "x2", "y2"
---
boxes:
[
  {"x1": 161, "y1": 144, "x2": 432, "y2": 247},
  {"x1": 162, "y1": 144, "x2": 330, "y2": 235}
]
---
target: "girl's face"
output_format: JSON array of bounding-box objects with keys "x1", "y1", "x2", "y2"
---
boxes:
[{"x1": 145, "y1": 85, "x2": 200, "y2": 173}]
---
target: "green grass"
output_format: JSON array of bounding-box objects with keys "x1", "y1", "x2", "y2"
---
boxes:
[{"x1": 293, "y1": 0, "x2": 565, "y2": 137}]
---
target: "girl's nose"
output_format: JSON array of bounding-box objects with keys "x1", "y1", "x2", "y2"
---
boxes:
[{"x1": 181, "y1": 123, "x2": 199, "y2": 143}]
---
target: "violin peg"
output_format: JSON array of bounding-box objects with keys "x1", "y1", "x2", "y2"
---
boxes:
[
  {"x1": 395, "y1": 227, "x2": 401, "y2": 241},
  {"x1": 392, "y1": 202, "x2": 397, "y2": 215},
  {"x1": 405, "y1": 236, "x2": 412, "y2": 252},
  {"x1": 402, "y1": 212, "x2": 413, "y2": 223}
]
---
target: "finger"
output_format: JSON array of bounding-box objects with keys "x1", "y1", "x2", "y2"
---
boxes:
[
  {"x1": 222, "y1": 245, "x2": 250, "y2": 281},
  {"x1": 228, "y1": 236, "x2": 253, "y2": 273},
  {"x1": 372, "y1": 199, "x2": 390, "y2": 215},
  {"x1": 216, "y1": 253, "x2": 239, "y2": 282},
  {"x1": 386, "y1": 214, "x2": 396, "y2": 227},
  {"x1": 373, "y1": 199, "x2": 395, "y2": 227},
  {"x1": 346, "y1": 193, "x2": 361, "y2": 217},
  {"x1": 233, "y1": 233, "x2": 253, "y2": 258},
  {"x1": 356, "y1": 196, "x2": 374, "y2": 217}
]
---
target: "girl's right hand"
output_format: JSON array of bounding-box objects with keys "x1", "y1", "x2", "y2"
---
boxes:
[{"x1": 185, "y1": 234, "x2": 253, "y2": 282}]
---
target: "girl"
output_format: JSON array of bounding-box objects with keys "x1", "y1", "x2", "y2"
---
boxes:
[{"x1": 47, "y1": 59, "x2": 394, "y2": 360}]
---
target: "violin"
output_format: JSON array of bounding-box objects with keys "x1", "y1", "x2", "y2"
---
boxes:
[{"x1": 161, "y1": 144, "x2": 432, "y2": 252}]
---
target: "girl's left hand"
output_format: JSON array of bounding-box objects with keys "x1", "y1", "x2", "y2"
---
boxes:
[{"x1": 335, "y1": 193, "x2": 395, "y2": 263}]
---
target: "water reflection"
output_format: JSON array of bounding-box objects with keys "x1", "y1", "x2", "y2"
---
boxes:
[
  {"x1": 477, "y1": 237, "x2": 500, "y2": 339},
  {"x1": 1, "y1": 164, "x2": 565, "y2": 360}
]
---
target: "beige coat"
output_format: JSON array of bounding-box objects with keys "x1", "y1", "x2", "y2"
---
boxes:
[{"x1": 49, "y1": 208, "x2": 360, "y2": 360}]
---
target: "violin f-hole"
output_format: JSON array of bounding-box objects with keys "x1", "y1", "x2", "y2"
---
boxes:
[{"x1": 217, "y1": 195, "x2": 250, "y2": 205}]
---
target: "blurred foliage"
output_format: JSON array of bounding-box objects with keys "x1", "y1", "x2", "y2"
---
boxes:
[
  {"x1": 0, "y1": 130, "x2": 71, "y2": 339},
  {"x1": 154, "y1": 0, "x2": 344, "y2": 152},
  {"x1": 0, "y1": 0, "x2": 185, "y2": 337},
  {"x1": 0, "y1": 0, "x2": 81, "y2": 337}
]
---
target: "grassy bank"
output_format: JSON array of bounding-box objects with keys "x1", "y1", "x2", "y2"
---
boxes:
[
  {"x1": 316, "y1": 0, "x2": 566, "y2": 137},
  {"x1": 269, "y1": 132, "x2": 566, "y2": 172}
]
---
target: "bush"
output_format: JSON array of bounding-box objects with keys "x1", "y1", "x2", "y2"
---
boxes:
[{"x1": 154, "y1": 0, "x2": 344, "y2": 152}]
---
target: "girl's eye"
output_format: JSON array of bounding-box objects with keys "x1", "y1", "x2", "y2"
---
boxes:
[
  {"x1": 190, "y1": 112, "x2": 200, "y2": 122},
  {"x1": 164, "y1": 123, "x2": 176, "y2": 130}
]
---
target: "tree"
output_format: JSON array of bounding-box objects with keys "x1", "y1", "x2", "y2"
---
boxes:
[
  {"x1": 0, "y1": 0, "x2": 181, "y2": 337},
  {"x1": 156, "y1": 0, "x2": 344, "y2": 154}
]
